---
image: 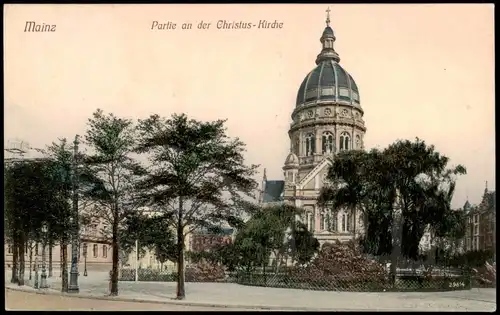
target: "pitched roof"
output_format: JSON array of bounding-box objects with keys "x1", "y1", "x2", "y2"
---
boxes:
[{"x1": 263, "y1": 180, "x2": 285, "y2": 203}]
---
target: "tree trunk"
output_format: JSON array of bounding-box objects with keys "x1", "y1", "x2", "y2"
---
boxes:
[
  {"x1": 29, "y1": 243, "x2": 33, "y2": 280},
  {"x1": 176, "y1": 197, "x2": 186, "y2": 300},
  {"x1": 48, "y1": 240, "x2": 53, "y2": 277},
  {"x1": 11, "y1": 238, "x2": 19, "y2": 284},
  {"x1": 18, "y1": 232, "x2": 26, "y2": 286},
  {"x1": 61, "y1": 237, "x2": 69, "y2": 292},
  {"x1": 110, "y1": 208, "x2": 120, "y2": 296}
]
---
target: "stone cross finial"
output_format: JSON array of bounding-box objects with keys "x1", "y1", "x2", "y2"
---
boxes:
[{"x1": 326, "y1": 7, "x2": 331, "y2": 26}]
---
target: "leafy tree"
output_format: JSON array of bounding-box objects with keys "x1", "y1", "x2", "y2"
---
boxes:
[
  {"x1": 82, "y1": 109, "x2": 143, "y2": 296},
  {"x1": 134, "y1": 113, "x2": 258, "y2": 299},
  {"x1": 230, "y1": 204, "x2": 319, "y2": 272},
  {"x1": 318, "y1": 138, "x2": 466, "y2": 282},
  {"x1": 318, "y1": 149, "x2": 394, "y2": 257},
  {"x1": 42, "y1": 138, "x2": 77, "y2": 291},
  {"x1": 120, "y1": 211, "x2": 177, "y2": 268},
  {"x1": 291, "y1": 222, "x2": 320, "y2": 265},
  {"x1": 4, "y1": 156, "x2": 72, "y2": 287},
  {"x1": 144, "y1": 215, "x2": 177, "y2": 265}
]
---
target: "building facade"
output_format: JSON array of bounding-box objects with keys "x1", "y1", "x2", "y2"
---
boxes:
[
  {"x1": 5, "y1": 217, "x2": 113, "y2": 271},
  {"x1": 465, "y1": 184, "x2": 496, "y2": 259},
  {"x1": 189, "y1": 228, "x2": 234, "y2": 253},
  {"x1": 260, "y1": 11, "x2": 366, "y2": 245}
]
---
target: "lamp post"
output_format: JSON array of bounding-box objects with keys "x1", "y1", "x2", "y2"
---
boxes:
[
  {"x1": 40, "y1": 223, "x2": 49, "y2": 288},
  {"x1": 83, "y1": 243, "x2": 88, "y2": 276},
  {"x1": 68, "y1": 135, "x2": 80, "y2": 293}
]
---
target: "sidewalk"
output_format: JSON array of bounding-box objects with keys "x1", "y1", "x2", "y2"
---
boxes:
[{"x1": 4, "y1": 273, "x2": 496, "y2": 311}]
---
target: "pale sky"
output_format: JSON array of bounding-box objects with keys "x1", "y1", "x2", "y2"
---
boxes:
[{"x1": 4, "y1": 4, "x2": 495, "y2": 208}]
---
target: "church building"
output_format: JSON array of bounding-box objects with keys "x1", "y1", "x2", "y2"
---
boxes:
[{"x1": 259, "y1": 10, "x2": 366, "y2": 245}]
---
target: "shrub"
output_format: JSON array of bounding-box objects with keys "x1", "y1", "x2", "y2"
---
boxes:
[
  {"x1": 185, "y1": 262, "x2": 225, "y2": 282},
  {"x1": 118, "y1": 268, "x2": 177, "y2": 282},
  {"x1": 289, "y1": 241, "x2": 389, "y2": 290}
]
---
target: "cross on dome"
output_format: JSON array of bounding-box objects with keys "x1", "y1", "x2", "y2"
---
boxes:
[{"x1": 326, "y1": 7, "x2": 331, "y2": 26}]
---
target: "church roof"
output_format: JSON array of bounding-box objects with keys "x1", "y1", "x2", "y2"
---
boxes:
[
  {"x1": 296, "y1": 60, "x2": 359, "y2": 107},
  {"x1": 480, "y1": 191, "x2": 496, "y2": 212},
  {"x1": 263, "y1": 180, "x2": 285, "y2": 203}
]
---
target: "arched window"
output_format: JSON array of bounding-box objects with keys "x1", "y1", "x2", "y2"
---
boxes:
[
  {"x1": 339, "y1": 132, "x2": 350, "y2": 151},
  {"x1": 320, "y1": 210, "x2": 331, "y2": 231},
  {"x1": 322, "y1": 132, "x2": 335, "y2": 154},
  {"x1": 320, "y1": 212, "x2": 324, "y2": 230},
  {"x1": 347, "y1": 213, "x2": 352, "y2": 232},
  {"x1": 355, "y1": 135, "x2": 361, "y2": 149},
  {"x1": 103, "y1": 245, "x2": 108, "y2": 258},
  {"x1": 305, "y1": 133, "x2": 316, "y2": 156},
  {"x1": 306, "y1": 211, "x2": 314, "y2": 231},
  {"x1": 342, "y1": 214, "x2": 347, "y2": 232}
]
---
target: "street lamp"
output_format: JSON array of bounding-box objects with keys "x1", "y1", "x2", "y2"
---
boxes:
[
  {"x1": 34, "y1": 252, "x2": 39, "y2": 289},
  {"x1": 40, "y1": 223, "x2": 49, "y2": 289},
  {"x1": 68, "y1": 135, "x2": 80, "y2": 293},
  {"x1": 83, "y1": 243, "x2": 88, "y2": 276},
  {"x1": 68, "y1": 217, "x2": 80, "y2": 292}
]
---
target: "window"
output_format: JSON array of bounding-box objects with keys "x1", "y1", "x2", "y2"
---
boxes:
[
  {"x1": 320, "y1": 211, "x2": 331, "y2": 231},
  {"x1": 8, "y1": 245, "x2": 13, "y2": 254},
  {"x1": 35, "y1": 243, "x2": 39, "y2": 256},
  {"x1": 355, "y1": 135, "x2": 361, "y2": 149},
  {"x1": 322, "y1": 132, "x2": 335, "y2": 154},
  {"x1": 474, "y1": 215, "x2": 479, "y2": 224},
  {"x1": 294, "y1": 138, "x2": 300, "y2": 156},
  {"x1": 305, "y1": 133, "x2": 315, "y2": 156},
  {"x1": 341, "y1": 212, "x2": 352, "y2": 232},
  {"x1": 103, "y1": 245, "x2": 107, "y2": 258},
  {"x1": 339, "y1": 132, "x2": 350, "y2": 151},
  {"x1": 307, "y1": 211, "x2": 314, "y2": 231},
  {"x1": 93, "y1": 244, "x2": 98, "y2": 258}
]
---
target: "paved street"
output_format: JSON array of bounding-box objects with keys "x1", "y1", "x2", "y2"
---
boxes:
[
  {"x1": 5, "y1": 290, "x2": 254, "y2": 311},
  {"x1": 5, "y1": 270, "x2": 497, "y2": 311}
]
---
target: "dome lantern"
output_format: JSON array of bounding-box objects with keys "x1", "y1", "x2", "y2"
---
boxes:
[{"x1": 316, "y1": 7, "x2": 340, "y2": 65}]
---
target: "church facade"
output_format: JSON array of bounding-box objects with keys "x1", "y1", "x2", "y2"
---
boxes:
[{"x1": 259, "y1": 11, "x2": 366, "y2": 245}]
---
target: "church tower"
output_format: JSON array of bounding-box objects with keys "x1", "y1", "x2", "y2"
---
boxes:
[
  {"x1": 280, "y1": 8, "x2": 367, "y2": 244},
  {"x1": 284, "y1": 8, "x2": 366, "y2": 184}
]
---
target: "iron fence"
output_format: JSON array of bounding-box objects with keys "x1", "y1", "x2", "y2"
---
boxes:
[
  {"x1": 116, "y1": 243, "x2": 495, "y2": 292},
  {"x1": 117, "y1": 265, "x2": 474, "y2": 292},
  {"x1": 233, "y1": 266, "x2": 471, "y2": 292}
]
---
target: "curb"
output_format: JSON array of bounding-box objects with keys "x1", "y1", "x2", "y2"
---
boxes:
[{"x1": 5, "y1": 286, "x2": 336, "y2": 311}]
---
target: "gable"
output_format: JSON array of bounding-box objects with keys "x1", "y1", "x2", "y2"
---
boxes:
[{"x1": 298, "y1": 158, "x2": 332, "y2": 190}]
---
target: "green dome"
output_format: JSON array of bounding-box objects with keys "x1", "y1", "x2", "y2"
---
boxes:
[{"x1": 296, "y1": 60, "x2": 360, "y2": 107}]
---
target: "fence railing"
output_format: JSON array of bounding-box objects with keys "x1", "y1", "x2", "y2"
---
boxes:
[{"x1": 117, "y1": 265, "x2": 478, "y2": 292}]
